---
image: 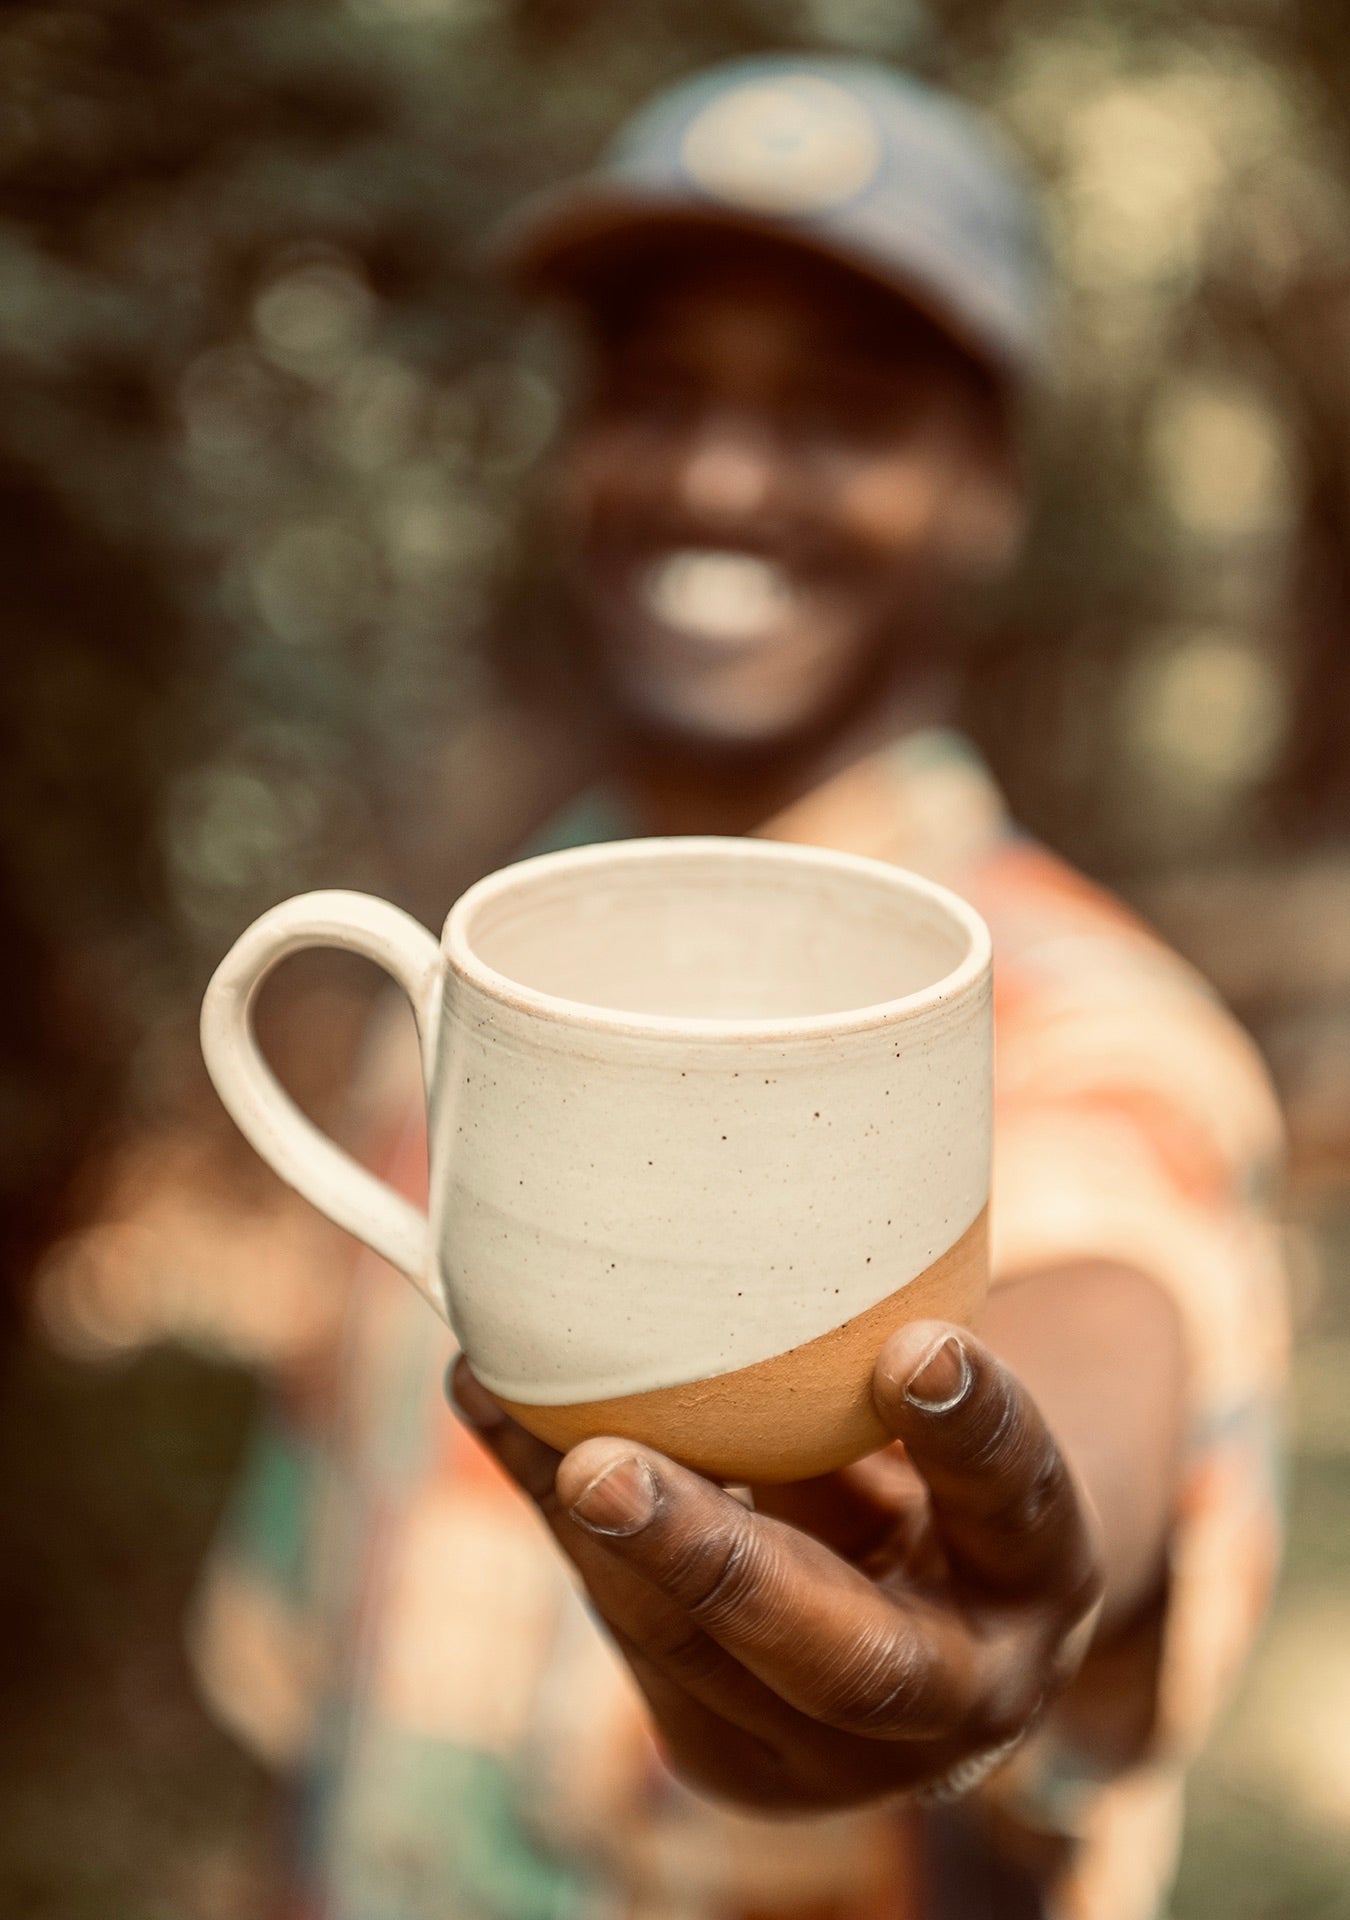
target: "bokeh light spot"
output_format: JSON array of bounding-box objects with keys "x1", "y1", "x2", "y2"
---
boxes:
[
  {"x1": 253, "y1": 259, "x2": 374, "y2": 378},
  {"x1": 1124, "y1": 629, "x2": 1287, "y2": 797},
  {"x1": 1151, "y1": 377, "x2": 1292, "y2": 541},
  {"x1": 251, "y1": 518, "x2": 379, "y2": 642}
]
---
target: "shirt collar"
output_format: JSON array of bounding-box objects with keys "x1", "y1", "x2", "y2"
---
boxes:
[
  {"x1": 755, "y1": 727, "x2": 1009, "y2": 885},
  {"x1": 527, "y1": 727, "x2": 1009, "y2": 884}
]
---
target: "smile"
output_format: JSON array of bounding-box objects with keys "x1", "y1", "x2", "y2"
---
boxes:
[{"x1": 639, "y1": 549, "x2": 795, "y2": 646}]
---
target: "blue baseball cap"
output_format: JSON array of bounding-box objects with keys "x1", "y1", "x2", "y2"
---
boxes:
[{"x1": 497, "y1": 56, "x2": 1050, "y2": 386}]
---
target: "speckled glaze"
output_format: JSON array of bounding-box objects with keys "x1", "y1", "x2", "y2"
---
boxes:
[
  {"x1": 201, "y1": 838, "x2": 992, "y2": 1479},
  {"x1": 498, "y1": 1207, "x2": 989, "y2": 1482}
]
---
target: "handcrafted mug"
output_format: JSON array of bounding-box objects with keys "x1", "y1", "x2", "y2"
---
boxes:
[{"x1": 201, "y1": 837, "x2": 992, "y2": 1481}]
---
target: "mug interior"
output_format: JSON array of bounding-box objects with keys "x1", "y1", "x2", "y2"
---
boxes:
[{"x1": 456, "y1": 841, "x2": 977, "y2": 1023}]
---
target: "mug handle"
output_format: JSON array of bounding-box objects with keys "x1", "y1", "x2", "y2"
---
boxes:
[{"x1": 199, "y1": 889, "x2": 446, "y2": 1319}]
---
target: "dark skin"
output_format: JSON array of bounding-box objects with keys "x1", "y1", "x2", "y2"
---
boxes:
[{"x1": 452, "y1": 242, "x2": 1186, "y2": 1815}]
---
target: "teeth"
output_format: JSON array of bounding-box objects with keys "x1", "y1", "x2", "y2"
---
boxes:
[{"x1": 642, "y1": 550, "x2": 792, "y2": 642}]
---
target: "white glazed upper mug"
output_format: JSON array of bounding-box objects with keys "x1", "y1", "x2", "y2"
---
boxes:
[{"x1": 201, "y1": 836, "x2": 992, "y2": 1481}]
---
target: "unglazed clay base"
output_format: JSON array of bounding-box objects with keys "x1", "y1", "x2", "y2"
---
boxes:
[{"x1": 498, "y1": 1206, "x2": 988, "y2": 1483}]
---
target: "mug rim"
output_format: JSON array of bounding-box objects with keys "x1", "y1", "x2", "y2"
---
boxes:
[{"x1": 442, "y1": 836, "x2": 991, "y2": 1042}]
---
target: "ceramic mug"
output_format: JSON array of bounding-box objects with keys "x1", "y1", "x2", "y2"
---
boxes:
[{"x1": 201, "y1": 836, "x2": 992, "y2": 1481}]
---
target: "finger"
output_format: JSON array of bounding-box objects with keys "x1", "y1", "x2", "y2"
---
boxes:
[
  {"x1": 448, "y1": 1356, "x2": 566, "y2": 1513},
  {"x1": 449, "y1": 1361, "x2": 806, "y2": 1747},
  {"x1": 616, "y1": 1645, "x2": 897, "y2": 1812},
  {"x1": 450, "y1": 1368, "x2": 990, "y2": 1784},
  {"x1": 615, "y1": 1647, "x2": 806, "y2": 1806},
  {"x1": 751, "y1": 1448, "x2": 931, "y2": 1569},
  {"x1": 449, "y1": 1359, "x2": 682, "y2": 1622},
  {"x1": 873, "y1": 1323, "x2": 1102, "y2": 1616},
  {"x1": 556, "y1": 1437, "x2": 985, "y2": 1741}
]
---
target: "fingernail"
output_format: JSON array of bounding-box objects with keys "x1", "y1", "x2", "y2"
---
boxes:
[
  {"x1": 904, "y1": 1334, "x2": 971, "y2": 1413},
  {"x1": 449, "y1": 1365, "x2": 506, "y2": 1431},
  {"x1": 570, "y1": 1457, "x2": 659, "y2": 1536}
]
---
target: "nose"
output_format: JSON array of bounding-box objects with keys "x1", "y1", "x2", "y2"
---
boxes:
[{"x1": 673, "y1": 409, "x2": 778, "y2": 524}]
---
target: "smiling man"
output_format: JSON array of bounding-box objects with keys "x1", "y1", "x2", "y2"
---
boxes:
[
  {"x1": 195, "y1": 57, "x2": 1288, "y2": 1920},
  {"x1": 553, "y1": 232, "x2": 1017, "y2": 757}
]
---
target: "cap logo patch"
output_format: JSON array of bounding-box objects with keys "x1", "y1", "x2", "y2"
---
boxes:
[{"x1": 681, "y1": 76, "x2": 881, "y2": 216}]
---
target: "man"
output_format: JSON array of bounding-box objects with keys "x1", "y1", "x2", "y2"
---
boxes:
[{"x1": 195, "y1": 57, "x2": 1288, "y2": 1920}]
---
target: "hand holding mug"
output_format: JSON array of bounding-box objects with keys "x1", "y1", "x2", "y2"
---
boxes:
[{"x1": 449, "y1": 1317, "x2": 1103, "y2": 1813}]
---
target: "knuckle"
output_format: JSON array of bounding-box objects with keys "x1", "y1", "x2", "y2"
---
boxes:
[
  {"x1": 962, "y1": 1424, "x2": 1070, "y2": 1546},
  {"x1": 815, "y1": 1627, "x2": 933, "y2": 1737},
  {"x1": 644, "y1": 1618, "x2": 732, "y2": 1689},
  {"x1": 959, "y1": 1380, "x2": 1021, "y2": 1478},
  {"x1": 675, "y1": 1521, "x2": 766, "y2": 1627},
  {"x1": 993, "y1": 1438, "x2": 1067, "y2": 1535}
]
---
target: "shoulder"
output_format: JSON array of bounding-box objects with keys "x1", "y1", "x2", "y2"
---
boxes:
[{"x1": 971, "y1": 834, "x2": 1284, "y2": 1195}]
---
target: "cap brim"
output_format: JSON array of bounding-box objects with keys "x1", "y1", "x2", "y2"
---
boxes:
[{"x1": 491, "y1": 182, "x2": 1033, "y2": 385}]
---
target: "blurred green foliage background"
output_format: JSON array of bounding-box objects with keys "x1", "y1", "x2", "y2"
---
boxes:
[{"x1": 2, "y1": 2, "x2": 1350, "y2": 1914}]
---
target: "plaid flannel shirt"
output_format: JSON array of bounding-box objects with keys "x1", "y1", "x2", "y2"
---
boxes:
[{"x1": 193, "y1": 730, "x2": 1288, "y2": 1920}]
